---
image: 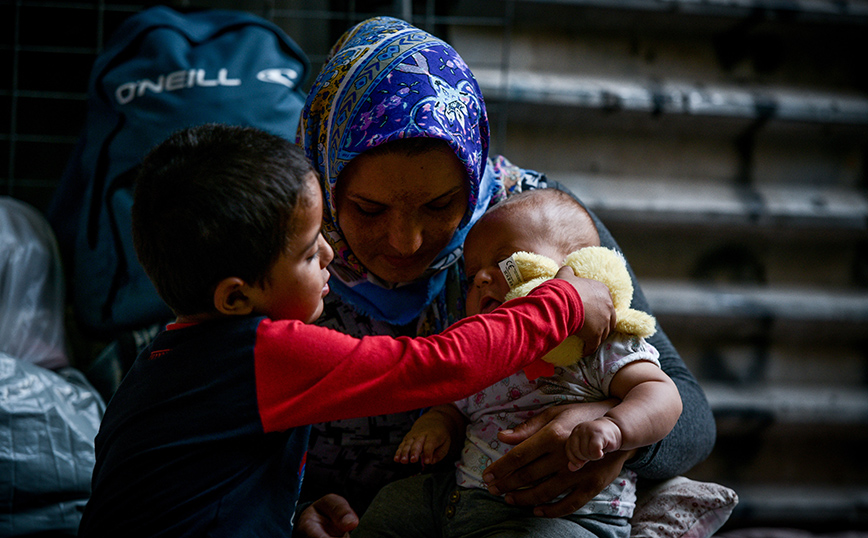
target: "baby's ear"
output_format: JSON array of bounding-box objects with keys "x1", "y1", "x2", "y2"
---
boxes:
[{"x1": 213, "y1": 277, "x2": 256, "y2": 316}]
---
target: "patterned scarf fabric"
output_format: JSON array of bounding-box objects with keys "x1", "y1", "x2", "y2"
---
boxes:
[{"x1": 299, "y1": 17, "x2": 498, "y2": 327}]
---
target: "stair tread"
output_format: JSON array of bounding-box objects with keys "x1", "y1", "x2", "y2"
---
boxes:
[
  {"x1": 703, "y1": 382, "x2": 868, "y2": 423},
  {"x1": 642, "y1": 279, "x2": 868, "y2": 322},
  {"x1": 474, "y1": 68, "x2": 868, "y2": 124},
  {"x1": 510, "y1": 0, "x2": 868, "y2": 22},
  {"x1": 552, "y1": 174, "x2": 868, "y2": 229}
]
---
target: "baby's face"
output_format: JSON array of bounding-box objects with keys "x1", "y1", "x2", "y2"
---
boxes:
[{"x1": 463, "y1": 210, "x2": 563, "y2": 316}]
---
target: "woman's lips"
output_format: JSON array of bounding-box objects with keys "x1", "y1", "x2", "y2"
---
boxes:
[{"x1": 381, "y1": 254, "x2": 424, "y2": 269}]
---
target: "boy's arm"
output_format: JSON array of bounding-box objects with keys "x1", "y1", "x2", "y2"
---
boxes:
[
  {"x1": 394, "y1": 404, "x2": 466, "y2": 465},
  {"x1": 255, "y1": 277, "x2": 608, "y2": 432},
  {"x1": 567, "y1": 361, "x2": 682, "y2": 468}
]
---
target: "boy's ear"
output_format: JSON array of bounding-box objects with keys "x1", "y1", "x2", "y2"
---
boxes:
[{"x1": 213, "y1": 277, "x2": 256, "y2": 316}]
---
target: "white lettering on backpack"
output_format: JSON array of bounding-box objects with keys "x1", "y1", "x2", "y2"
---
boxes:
[
  {"x1": 114, "y1": 68, "x2": 242, "y2": 105},
  {"x1": 256, "y1": 68, "x2": 300, "y2": 89}
]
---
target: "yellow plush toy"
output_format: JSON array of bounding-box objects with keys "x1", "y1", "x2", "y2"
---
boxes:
[{"x1": 502, "y1": 246, "x2": 657, "y2": 379}]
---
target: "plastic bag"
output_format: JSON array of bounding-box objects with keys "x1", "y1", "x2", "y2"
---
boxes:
[
  {"x1": 0, "y1": 356, "x2": 105, "y2": 536},
  {"x1": 0, "y1": 197, "x2": 69, "y2": 369},
  {"x1": 1, "y1": 197, "x2": 105, "y2": 535}
]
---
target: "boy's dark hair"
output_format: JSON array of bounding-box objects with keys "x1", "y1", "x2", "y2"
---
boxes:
[{"x1": 131, "y1": 123, "x2": 315, "y2": 316}]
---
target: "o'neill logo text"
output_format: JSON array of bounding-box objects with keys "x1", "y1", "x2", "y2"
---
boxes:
[
  {"x1": 255, "y1": 68, "x2": 300, "y2": 89},
  {"x1": 115, "y1": 68, "x2": 241, "y2": 105}
]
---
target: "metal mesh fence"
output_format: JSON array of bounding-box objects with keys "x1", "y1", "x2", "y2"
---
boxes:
[{"x1": 0, "y1": 0, "x2": 511, "y2": 212}]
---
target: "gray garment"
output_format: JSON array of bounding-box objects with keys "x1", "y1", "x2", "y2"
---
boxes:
[{"x1": 353, "y1": 471, "x2": 630, "y2": 538}]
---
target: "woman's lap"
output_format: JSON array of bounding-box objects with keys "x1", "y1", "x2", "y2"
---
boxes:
[{"x1": 353, "y1": 471, "x2": 629, "y2": 538}]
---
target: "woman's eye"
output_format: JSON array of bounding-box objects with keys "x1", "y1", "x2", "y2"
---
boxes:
[
  {"x1": 426, "y1": 197, "x2": 453, "y2": 211},
  {"x1": 356, "y1": 203, "x2": 384, "y2": 216}
]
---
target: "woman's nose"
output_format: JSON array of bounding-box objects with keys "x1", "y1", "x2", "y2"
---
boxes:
[{"x1": 386, "y1": 216, "x2": 423, "y2": 255}]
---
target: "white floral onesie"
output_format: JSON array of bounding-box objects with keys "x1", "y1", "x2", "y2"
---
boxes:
[{"x1": 453, "y1": 332, "x2": 660, "y2": 518}]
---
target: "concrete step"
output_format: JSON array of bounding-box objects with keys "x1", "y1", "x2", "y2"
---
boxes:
[
  {"x1": 702, "y1": 382, "x2": 868, "y2": 424},
  {"x1": 474, "y1": 68, "x2": 868, "y2": 125},
  {"x1": 721, "y1": 484, "x2": 868, "y2": 529},
  {"x1": 642, "y1": 280, "x2": 868, "y2": 324},
  {"x1": 513, "y1": 0, "x2": 868, "y2": 23},
  {"x1": 642, "y1": 280, "x2": 868, "y2": 348},
  {"x1": 553, "y1": 174, "x2": 868, "y2": 232}
]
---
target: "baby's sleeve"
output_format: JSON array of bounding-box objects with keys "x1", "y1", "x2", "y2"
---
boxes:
[{"x1": 589, "y1": 334, "x2": 661, "y2": 397}]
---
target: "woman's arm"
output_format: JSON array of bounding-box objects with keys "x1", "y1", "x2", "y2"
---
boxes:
[{"x1": 553, "y1": 179, "x2": 717, "y2": 477}]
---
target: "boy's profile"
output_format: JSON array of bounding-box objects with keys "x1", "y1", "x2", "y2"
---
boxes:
[
  {"x1": 78, "y1": 124, "x2": 612, "y2": 537},
  {"x1": 353, "y1": 189, "x2": 682, "y2": 538}
]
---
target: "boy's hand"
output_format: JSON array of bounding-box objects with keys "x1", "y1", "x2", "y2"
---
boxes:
[
  {"x1": 554, "y1": 267, "x2": 616, "y2": 356},
  {"x1": 565, "y1": 417, "x2": 623, "y2": 471},
  {"x1": 395, "y1": 404, "x2": 465, "y2": 466}
]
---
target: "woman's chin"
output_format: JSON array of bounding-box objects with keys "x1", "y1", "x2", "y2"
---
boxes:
[{"x1": 368, "y1": 260, "x2": 429, "y2": 284}]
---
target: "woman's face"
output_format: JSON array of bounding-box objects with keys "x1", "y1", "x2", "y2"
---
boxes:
[{"x1": 336, "y1": 145, "x2": 470, "y2": 284}]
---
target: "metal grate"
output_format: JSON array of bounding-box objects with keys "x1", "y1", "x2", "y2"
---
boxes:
[{"x1": 0, "y1": 0, "x2": 511, "y2": 213}]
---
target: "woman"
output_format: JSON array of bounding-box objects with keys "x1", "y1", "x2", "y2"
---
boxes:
[{"x1": 297, "y1": 17, "x2": 715, "y2": 536}]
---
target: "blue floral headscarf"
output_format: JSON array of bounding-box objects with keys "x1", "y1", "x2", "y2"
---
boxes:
[{"x1": 299, "y1": 17, "x2": 498, "y2": 326}]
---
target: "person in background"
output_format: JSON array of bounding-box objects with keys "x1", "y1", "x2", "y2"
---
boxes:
[{"x1": 296, "y1": 16, "x2": 715, "y2": 537}]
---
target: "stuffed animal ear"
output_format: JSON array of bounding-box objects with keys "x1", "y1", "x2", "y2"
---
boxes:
[
  {"x1": 503, "y1": 252, "x2": 561, "y2": 302},
  {"x1": 511, "y1": 251, "x2": 560, "y2": 282},
  {"x1": 505, "y1": 276, "x2": 550, "y2": 302},
  {"x1": 564, "y1": 247, "x2": 634, "y2": 312},
  {"x1": 616, "y1": 309, "x2": 657, "y2": 339}
]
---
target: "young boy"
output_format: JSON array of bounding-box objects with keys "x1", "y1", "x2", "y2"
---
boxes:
[
  {"x1": 352, "y1": 189, "x2": 682, "y2": 538},
  {"x1": 77, "y1": 124, "x2": 612, "y2": 537}
]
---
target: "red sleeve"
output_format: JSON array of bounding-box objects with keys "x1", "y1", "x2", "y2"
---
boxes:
[{"x1": 255, "y1": 279, "x2": 584, "y2": 432}]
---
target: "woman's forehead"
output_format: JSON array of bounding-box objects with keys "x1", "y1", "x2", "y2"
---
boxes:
[{"x1": 338, "y1": 147, "x2": 467, "y2": 199}]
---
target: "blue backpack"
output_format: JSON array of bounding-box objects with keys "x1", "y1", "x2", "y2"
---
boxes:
[{"x1": 49, "y1": 6, "x2": 309, "y2": 334}]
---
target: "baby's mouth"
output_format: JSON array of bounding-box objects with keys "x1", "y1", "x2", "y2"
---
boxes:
[{"x1": 479, "y1": 296, "x2": 502, "y2": 315}]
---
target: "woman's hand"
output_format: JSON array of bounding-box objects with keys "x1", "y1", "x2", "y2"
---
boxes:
[
  {"x1": 481, "y1": 400, "x2": 634, "y2": 518},
  {"x1": 295, "y1": 494, "x2": 359, "y2": 538}
]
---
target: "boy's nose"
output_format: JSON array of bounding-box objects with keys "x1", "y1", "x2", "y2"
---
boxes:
[{"x1": 319, "y1": 235, "x2": 335, "y2": 266}]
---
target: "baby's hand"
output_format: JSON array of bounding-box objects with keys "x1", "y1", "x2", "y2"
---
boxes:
[
  {"x1": 565, "y1": 417, "x2": 623, "y2": 471},
  {"x1": 394, "y1": 429, "x2": 451, "y2": 466},
  {"x1": 394, "y1": 410, "x2": 456, "y2": 466}
]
